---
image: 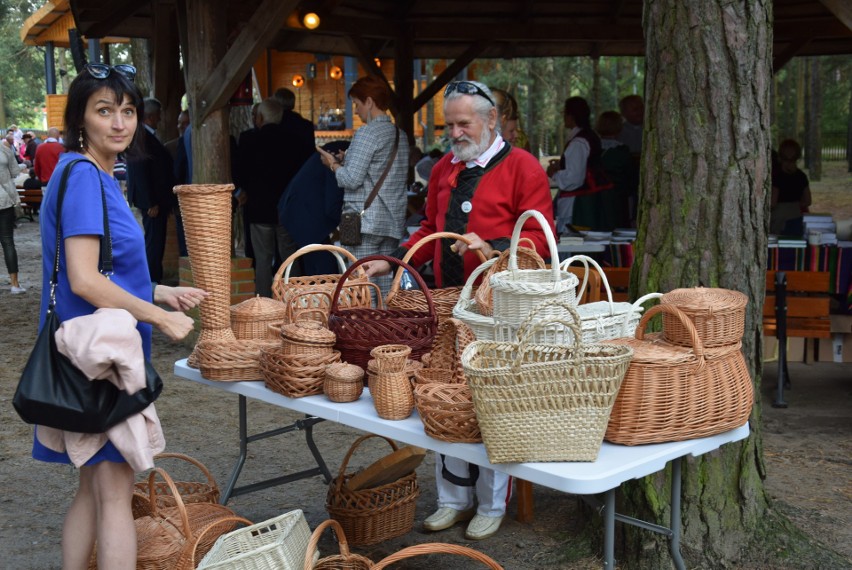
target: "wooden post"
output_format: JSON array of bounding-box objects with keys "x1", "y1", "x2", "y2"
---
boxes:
[
  {"x1": 394, "y1": 27, "x2": 415, "y2": 148},
  {"x1": 152, "y1": 0, "x2": 185, "y2": 143}
]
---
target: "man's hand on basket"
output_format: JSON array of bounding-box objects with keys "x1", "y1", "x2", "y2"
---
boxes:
[
  {"x1": 452, "y1": 233, "x2": 494, "y2": 259},
  {"x1": 362, "y1": 259, "x2": 392, "y2": 277}
]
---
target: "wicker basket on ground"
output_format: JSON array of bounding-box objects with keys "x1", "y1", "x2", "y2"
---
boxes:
[
  {"x1": 230, "y1": 296, "x2": 288, "y2": 341},
  {"x1": 131, "y1": 453, "x2": 220, "y2": 519},
  {"x1": 260, "y1": 346, "x2": 341, "y2": 398},
  {"x1": 414, "y1": 382, "x2": 481, "y2": 443},
  {"x1": 660, "y1": 287, "x2": 749, "y2": 348},
  {"x1": 303, "y1": 519, "x2": 374, "y2": 570},
  {"x1": 324, "y1": 362, "x2": 365, "y2": 403}
]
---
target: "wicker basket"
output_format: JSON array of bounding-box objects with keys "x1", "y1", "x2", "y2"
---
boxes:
[
  {"x1": 475, "y1": 237, "x2": 544, "y2": 316},
  {"x1": 328, "y1": 255, "x2": 437, "y2": 369},
  {"x1": 196, "y1": 339, "x2": 278, "y2": 382},
  {"x1": 272, "y1": 244, "x2": 373, "y2": 324},
  {"x1": 369, "y1": 344, "x2": 412, "y2": 373},
  {"x1": 425, "y1": 318, "x2": 477, "y2": 382},
  {"x1": 325, "y1": 435, "x2": 420, "y2": 547},
  {"x1": 196, "y1": 510, "x2": 313, "y2": 570},
  {"x1": 489, "y1": 210, "x2": 579, "y2": 327},
  {"x1": 370, "y1": 371, "x2": 415, "y2": 420},
  {"x1": 324, "y1": 362, "x2": 365, "y2": 403},
  {"x1": 260, "y1": 347, "x2": 341, "y2": 398},
  {"x1": 461, "y1": 303, "x2": 634, "y2": 463},
  {"x1": 660, "y1": 287, "x2": 749, "y2": 348},
  {"x1": 605, "y1": 304, "x2": 754, "y2": 445},
  {"x1": 132, "y1": 453, "x2": 220, "y2": 519},
  {"x1": 304, "y1": 519, "x2": 374, "y2": 570},
  {"x1": 230, "y1": 296, "x2": 288, "y2": 341},
  {"x1": 280, "y1": 319, "x2": 336, "y2": 356},
  {"x1": 413, "y1": 367, "x2": 455, "y2": 385},
  {"x1": 414, "y1": 383, "x2": 481, "y2": 443},
  {"x1": 452, "y1": 258, "x2": 515, "y2": 342},
  {"x1": 373, "y1": 543, "x2": 504, "y2": 569},
  {"x1": 386, "y1": 232, "x2": 487, "y2": 323}
]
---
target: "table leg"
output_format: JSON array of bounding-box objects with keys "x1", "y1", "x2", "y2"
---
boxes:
[
  {"x1": 220, "y1": 394, "x2": 250, "y2": 503},
  {"x1": 603, "y1": 489, "x2": 616, "y2": 569},
  {"x1": 515, "y1": 479, "x2": 534, "y2": 522},
  {"x1": 669, "y1": 457, "x2": 686, "y2": 570}
]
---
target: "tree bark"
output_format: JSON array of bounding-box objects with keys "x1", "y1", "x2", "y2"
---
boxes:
[{"x1": 624, "y1": 1, "x2": 772, "y2": 566}]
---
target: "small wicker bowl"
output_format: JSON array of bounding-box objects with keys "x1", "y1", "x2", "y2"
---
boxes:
[
  {"x1": 414, "y1": 383, "x2": 482, "y2": 443},
  {"x1": 413, "y1": 367, "x2": 455, "y2": 386},
  {"x1": 230, "y1": 296, "x2": 288, "y2": 340},
  {"x1": 324, "y1": 362, "x2": 365, "y2": 403},
  {"x1": 369, "y1": 344, "x2": 412, "y2": 373},
  {"x1": 280, "y1": 319, "x2": 336, "y2": 356}
]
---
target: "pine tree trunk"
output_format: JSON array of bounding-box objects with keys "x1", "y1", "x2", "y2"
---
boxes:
[{"x1": 623, "y1": 1, "x2": 773, "y2": 566}]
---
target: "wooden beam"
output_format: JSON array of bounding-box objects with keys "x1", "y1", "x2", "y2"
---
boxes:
[
  {"x1": 412, "y1": 41, "x2": 490, "y2": 112},
  {"x1": 196, "y1": 0, "x2": 300, "y2": 123},
  {"x1": 80, "y1": 1, "x2": 142, "y2": 38},
  {"x1": 394, "y1": 24, "x2": 415, "y2": 144},
  {"x1": 152, "y1": 1, "x2": 183, "y2": 141},
  {"x1": 773, "y1": 36, "x2": 812, "y2": 74},
  {"x1": 344, "y1": 34, "x2": 387, "y2": 81},
  {"x1": 819, "y1": 0, "x2": 852, "y2": 32}
]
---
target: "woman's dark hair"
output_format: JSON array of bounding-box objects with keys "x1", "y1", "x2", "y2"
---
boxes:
[
  {"x1": 564, "y1": 96, "x2": 592, "y2": 129},
  {"x1": 348, "y1": 75, "x2": 392, "y2": 111},
  {"x1": 63, "y1": 67, "x2": 146, "y2": 159}
]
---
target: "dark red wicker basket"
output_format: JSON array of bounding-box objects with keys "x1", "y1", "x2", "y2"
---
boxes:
[{"x1": 329, "y1": 255, "x2": 437, "y2": 370}]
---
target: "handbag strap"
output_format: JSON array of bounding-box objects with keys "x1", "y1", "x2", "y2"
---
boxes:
[
  {"x1": 359, "y1": 125, "x2": 400, "y2": 215},
  {"x1": 50, "y1": 158, "x2": 112, "y2": 309}
]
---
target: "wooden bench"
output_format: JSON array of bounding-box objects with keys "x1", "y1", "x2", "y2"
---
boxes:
[
  {"x1": 763, "y1": 270, "x2": 832, "y2": 407},
  {"x1": 601, "y1": 266, "x2": 630, "y2": 302},
  {"x1": 17, "y1": 187, "x2": 43, "y2": 221}
]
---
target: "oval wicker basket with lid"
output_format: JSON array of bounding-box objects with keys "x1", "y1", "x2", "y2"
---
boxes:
[
  {"x1": 280, "y1": 319, "x2": 336, "y2": 356},
  {"x1": 229, "y1": 296, "x2": 288, "y2": 340},
  {"x1": 660, "y1": 287, "x2": 748, "y2": 348}
]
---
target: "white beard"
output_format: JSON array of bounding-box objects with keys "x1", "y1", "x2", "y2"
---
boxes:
[{"x1": 451, "y1": 126, "x2": 492, "y2": 163}]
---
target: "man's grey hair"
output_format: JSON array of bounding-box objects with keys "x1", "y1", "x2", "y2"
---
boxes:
[
  {"x1": 257, "y1": 98, "x2": 284, "y2": 125},
  {"x1": 443, "y1": 81, "x2": 500, "y2": 132}
]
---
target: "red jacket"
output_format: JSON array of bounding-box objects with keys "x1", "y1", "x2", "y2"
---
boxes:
[
  {"x1": 403, "y1": 146, "x2": 555, "y2": 287},
  {"x1": 34, "y1": 141, "x2": 63, "y2": 183}
]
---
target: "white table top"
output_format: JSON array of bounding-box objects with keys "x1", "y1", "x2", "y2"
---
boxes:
[{"x1": 174, "y1": 359, "x2": 750, "y2": 495}]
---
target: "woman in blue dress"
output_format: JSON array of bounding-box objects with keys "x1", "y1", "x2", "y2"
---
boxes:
[{"x1": 35, "y1": 64, "x2": 207, "y2": 569}]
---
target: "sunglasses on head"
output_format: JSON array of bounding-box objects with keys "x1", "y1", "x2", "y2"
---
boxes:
[
  {"x1": 85, "y1": 63, "x2": 137, "y2": 81},
  {"x1": 444, "y1": 81, "x2": 495, "y2": 107}
]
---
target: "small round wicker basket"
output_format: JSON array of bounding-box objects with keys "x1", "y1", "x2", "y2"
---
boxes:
[
  {"x1": 230, "y1": 296, "x2": 289, "y2": 341},
  {"x1": 324, "y1": 362, "x2": 365, "y2": 403}
]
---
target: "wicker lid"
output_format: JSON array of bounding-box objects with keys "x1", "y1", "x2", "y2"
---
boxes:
[
  {"x1": 280, "y1": 318, "x2": 336, "y2": 345},
  {"x1": 661, "y1": 287, "x2": 748, "y2": 313},
  {"x1": 230, "y1": 296, "x2": 288, "y2": 320},
  {"x1": 607, "y1": 333, "x2": 698, "y2": 365},
  {"x1": 325, "y1": 362, "x2": 365, "y2": 382}
]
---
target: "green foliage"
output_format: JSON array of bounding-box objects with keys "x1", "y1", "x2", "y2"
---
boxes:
[{"x1": 0, "y1": 0, "x2": 48, "y2": 128}]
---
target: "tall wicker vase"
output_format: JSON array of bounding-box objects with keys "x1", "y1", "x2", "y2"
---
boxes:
[{"x1": 174, "y1": 184, "x2": 238, "y2": 367}]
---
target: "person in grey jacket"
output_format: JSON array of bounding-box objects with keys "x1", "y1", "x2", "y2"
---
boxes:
[{"x1": 0, "y1": 140, "x2": 25, "y2": 293}]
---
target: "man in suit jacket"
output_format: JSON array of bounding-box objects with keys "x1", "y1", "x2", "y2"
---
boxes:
[
  {"x1": 274, "y1": 88, "x2": 316, "y2": 153},
  {"x1": 126, "y1": 98, "x2": 176, "y2": 283}
]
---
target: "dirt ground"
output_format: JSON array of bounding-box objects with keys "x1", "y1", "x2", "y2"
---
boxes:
[{"x1": 1, "y1": 163, "x2": 850, "y2": 569}]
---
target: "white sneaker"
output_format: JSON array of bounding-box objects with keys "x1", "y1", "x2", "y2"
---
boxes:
[
  {"x1": 10, "y1": 286, "x2": 26, "y2": 294},
  {"x1": 423, "y1": 507, "x2": 475, "y2": 531},
  {"x1": 465, "y1": 513, "x2": 504, "y2": 540}
]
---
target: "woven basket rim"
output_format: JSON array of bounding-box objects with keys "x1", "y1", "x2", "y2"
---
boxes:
[{"x1": 661, "y1": 287, "x2": 749, "y2": 311}]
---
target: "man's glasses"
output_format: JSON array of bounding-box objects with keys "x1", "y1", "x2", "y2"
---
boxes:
[
  {"x1": 444, "y1": 81, "x2": 495, "y2": 107},
  {"x1": 85, "y1": 63, "x2": 137, "y2": 81}
]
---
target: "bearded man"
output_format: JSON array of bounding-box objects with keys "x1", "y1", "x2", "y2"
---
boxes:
[{"x1": 364, "y1": 80, "x2": 553, "y2": 540}]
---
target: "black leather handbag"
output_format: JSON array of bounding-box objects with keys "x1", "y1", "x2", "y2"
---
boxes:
[{"x1": 13, "y1": 159, "x2": 163, "y2": 434}]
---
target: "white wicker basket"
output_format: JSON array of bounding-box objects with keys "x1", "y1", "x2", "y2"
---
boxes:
[
  {"x1": 452, "y1": 257, "x2": 514, "y2": 341},
  {"x1": 196, "y1": 510, "x2": 314, "y2": 570},
  {"x1": 489, "y1": 210, "x2": 579, "y2": 327}
]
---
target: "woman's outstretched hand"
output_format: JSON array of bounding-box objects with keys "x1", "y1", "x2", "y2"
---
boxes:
[{"x1": 155, "y1": 285, "x2": 209, "y2": 312}]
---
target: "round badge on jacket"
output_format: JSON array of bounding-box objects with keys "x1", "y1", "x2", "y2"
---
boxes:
[{"x1": 461, "y1": 201, "x2": 473, "y2": 213}]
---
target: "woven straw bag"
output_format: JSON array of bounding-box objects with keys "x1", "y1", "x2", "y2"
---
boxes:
[
  {"x1": 488, "y1": 210, "x2": 579, "y2": 327},
  {"x1": 461, "y1": 303, "x2": 634, "y2": 463},
  {"x1": 325, "y1": 434, "x2": 420, "y2": 546},
  {"x1": 303, "y1": 519, "x2": 374, "y2": 570},
  {"x1": 324, "y1": 362, "x2": 365, "y2": 403},
  {"x1": 196, "y1": 510, "x2": 313, "y2": 570},
  {"x1": 372, "y1": 543, "x2": 504, "y2": 569},
  {"x1": 328, "y1": 255, "x2": 437, "y2": 369},
  {"x1": 452, "y1": 257, "x2": 514, "y2": 341},
  {"x1": 414, "y1": 382, "x2": 481, "y2": 443},
  {"x1": 474, "y1": 237, "x2": 544, "y2": 316},
  {"x1": 131, "y1": 453, "x2": 220, "y2": 519},
  {"x1": 605, "y1": 304, "x2": 754, "y2": 445},
  {"x1": 90, "y1": 468, "x2": 248, "y2": 570},
  {"x1": 272, "y1": 244, "x2": 373, "y2": 324},
  {"x1": 386, "y1": 232, "x2": 487, "y2": 323},
  {"x1": 260, "y1": 346, "x2": 341, "y2": 398},
  {"x1": 660, "y1": 287, "x2": 749, "y2": 348},
  {"x1": 425, "y1": 318, "x2": 476, "y2": 382},
  {"x1": 230, "y1": 296, "x2": 288, "y2": 340}
]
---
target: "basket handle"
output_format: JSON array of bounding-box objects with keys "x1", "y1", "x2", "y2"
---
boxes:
[
  {"x1": 146, "y1": 467, "x2": 192, "y2": 537},
  {"x1": 304, "y1": 519, "x2": 358, "y2": 570},
  {"x1": 188, "y1": 516, "x2": 253, "y2": 568},
  {"x1": 329, "y1": 255, "x2": 435, "y2": 318},
  {"x1": 456, "y1": 257, "x2": 498, "y2": 304},
  {"x1": 618, "y1": 292, "x2": 663, "y2": 336},
  {"x1": 274, "y1": 243, "x2": 365, "y2": 285},
  {"x1": 508, "y1": 210, "x2": 559, "y2": 281},
  {"x1": 635, "y1": 303, "x2": 707, "y2": 364},
  {"x1": 514, "y1": 301, "x2": 584, "y2": 367},
  {"x1": 560, "y1": 255, "x2": 616, "y2": 310},
  {"x1": 388, "y1": 232, "x2": 487, "y2": 299},
  {"x1": 334, "y1": 433, "x2": 400, "y2": 493},
  {"x1": 373, "y1": 543, "x2": 504, "y2": 569},
  {"x1": 152, "y1": 452, "x2": 219, "y2": 496}
]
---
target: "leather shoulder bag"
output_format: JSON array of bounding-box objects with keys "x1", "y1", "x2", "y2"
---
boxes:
[{"x1": 13, "y1": 159, "x2": 163, "y2": 434}]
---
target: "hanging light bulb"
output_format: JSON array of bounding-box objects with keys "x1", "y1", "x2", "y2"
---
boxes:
[
  {"x1": 302, "y1": 12, "x2": 320, "y2": 29},
  {"x1": 329, "y1": 65, "x2": 343, "y2": 80},
  {"x1": 374, "y1": 58, "x2": 382, "y2": 68},
  {"x1": 292, "y1": 74, "x2": 305, "y2": 88}
]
